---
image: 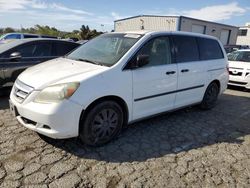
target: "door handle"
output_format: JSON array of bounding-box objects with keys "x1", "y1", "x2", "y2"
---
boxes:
[
  {"x1": 181, "y1": 69, "x2": 189, "y2": 73},
  {"x1": 166, "y1": 71, "x2": 176, "y2": 75}
]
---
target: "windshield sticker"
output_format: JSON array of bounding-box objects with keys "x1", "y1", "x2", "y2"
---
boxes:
[{"x1": 124, "y1": 34, "x2": 141, "y2": 39}]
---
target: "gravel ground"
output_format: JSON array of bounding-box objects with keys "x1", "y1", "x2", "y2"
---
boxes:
[{"x1": 0, "y1": 87, "x2": 249, "y2": 188}]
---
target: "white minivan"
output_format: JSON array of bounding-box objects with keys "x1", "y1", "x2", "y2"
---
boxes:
[{"x1": 9, "y1": 31, "x2": 229, "y2": 146}]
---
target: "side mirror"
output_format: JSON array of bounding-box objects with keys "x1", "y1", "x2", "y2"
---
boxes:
[
  {"x1": 129, "y1": 54, "x2": 149, "y2": 69},
  {"x1": 10, "y1": 52, "x2": 22, "y2": 61},
  {"x1": 137, "y1": 54, "x2": 149, "y2": 67}
]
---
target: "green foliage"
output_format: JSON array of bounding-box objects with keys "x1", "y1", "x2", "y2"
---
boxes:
[{"x1": 0, "y1": 25, "x2": 103, "y2": 40}]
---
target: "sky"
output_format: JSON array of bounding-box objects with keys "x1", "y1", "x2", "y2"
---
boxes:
[{"x1": 0, "y1": 0, "x2": 250, "y2": 32}]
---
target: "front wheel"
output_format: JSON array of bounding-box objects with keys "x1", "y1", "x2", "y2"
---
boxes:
[
  {"x1": 200, "y1": 82, "x2": 219, "y2": 110},
  {"x1": 79, "y1": 101, "x2": 123, "y2": 146}
]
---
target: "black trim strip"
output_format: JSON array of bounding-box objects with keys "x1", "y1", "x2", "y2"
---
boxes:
[
  {"x1": 134, "y1": 85, "x2": 204, "y2": 102},
  {"x1": 207, "y1": 68, "x2": 224, "y2": 72}
]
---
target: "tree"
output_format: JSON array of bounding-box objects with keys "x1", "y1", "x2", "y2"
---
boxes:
[
  {"x1": 4, "y1": 27, "x2": 15, "y2": 33},
  {"x1": 0, "y1": 25, "x2": 103, "y2": 40}
]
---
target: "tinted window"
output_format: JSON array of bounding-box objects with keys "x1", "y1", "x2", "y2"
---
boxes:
[
  {"x1": 54, "y1": 42, "x2": 79, "y2": 56},
  {"x1": 173, "y1": 36, "x2": 199, "y2": 63},
  {"x1": 136, "y1": 37, "x2": 172, "y2": 67},
  {"x1": 23, "y1": 34, "x2": 39, "y2": 38},
  {"x1": 14, "y1": 42, "x2": 52, "y2": 57},
  {"x1": 5, "y1": 34, "x2": 21, "y2": 39},
  {"x1": 198, "y1": 38, "x2": 224, "y2": 60}
]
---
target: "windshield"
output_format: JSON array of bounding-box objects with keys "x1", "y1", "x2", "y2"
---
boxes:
[
  {"x1": 228, "y1": 51, "x2": 250, "y2": 62},
  {"x1": 67, "y1": 33, "x2": 142, "y2": 67}
]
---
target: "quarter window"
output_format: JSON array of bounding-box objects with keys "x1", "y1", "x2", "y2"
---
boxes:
[
  {"x1": 173, "y1": 36, "x2": 199, "y2": 63},
  {"x1": 54, "y1": 42, "x2": 79, "y2": 56}
]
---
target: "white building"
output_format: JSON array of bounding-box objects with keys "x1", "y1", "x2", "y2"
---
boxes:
[
  {"x1": 114, "y1": 15, "x2": 239, "y2": 45},
  {"x1": 236, "y1": 23, "x2": 250, "y2": 46}
]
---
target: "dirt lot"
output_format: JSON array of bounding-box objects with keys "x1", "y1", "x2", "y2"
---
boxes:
[{"x1": 0, "y1": 87, "x2": 249, "y2": 188}]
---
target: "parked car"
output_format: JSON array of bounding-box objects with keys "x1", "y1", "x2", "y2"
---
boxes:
[
  {"x1": 224, "y1": 45, "x2": 249, "y2": 54},
  {"x1": 9, "y1": 31, "x2": 228, "y2": 146},
  {"x1": 227, "y1": 49, "x2": 250, "y2": 89},
  {"x1": 0, "y1": 38, "x2": 80, "y2": 88},
  {"x1": 0, "y1": 33, "x2": 58, "y2": 41}
]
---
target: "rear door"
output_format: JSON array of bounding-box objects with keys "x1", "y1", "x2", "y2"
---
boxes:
[
  {"x1": 172, "y1": 35, "x2": 206, "y2": 108},
  {"x1": 131, "y1": 35, "x2": 178, "y2": 120},
  {"x1": 1, "y1": 41, "x2": 53, "y2": 85}
]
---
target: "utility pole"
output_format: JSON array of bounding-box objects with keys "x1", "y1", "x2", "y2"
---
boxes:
[{"x1": 101, "y1": 24, "x2": 104, "y2": 32}]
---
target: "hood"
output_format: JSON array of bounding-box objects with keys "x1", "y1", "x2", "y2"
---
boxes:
[
  {"x1": 18, "y1": 57, "x2": 107, "y2": 89},
  {"x1": 228, "y1": 60, "x2": 250, "y2": 69}
]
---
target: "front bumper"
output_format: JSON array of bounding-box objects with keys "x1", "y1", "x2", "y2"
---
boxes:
[
  {"x1": 228, "y1": 75, "x2": 250, "y2": 89},
  {"x1": 10, "y1": 88, "x2": 83, "y2": 139}
]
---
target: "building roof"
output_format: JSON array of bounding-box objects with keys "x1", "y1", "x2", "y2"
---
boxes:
[{"x1": 115, "y1": 15, "x2": 238, "y2": 28}]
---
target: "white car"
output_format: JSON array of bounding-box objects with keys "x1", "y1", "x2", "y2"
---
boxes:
[
  {"x1": 9, "y1": 31, "x2": 229, "y2": 146},
  {"x1": 228, "y1": 49, "x2": 250, "y2": 89}
]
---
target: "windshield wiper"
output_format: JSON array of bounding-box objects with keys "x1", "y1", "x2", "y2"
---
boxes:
[{"x1": 76, "y1": 58, "x2": 104, "y2": 66}]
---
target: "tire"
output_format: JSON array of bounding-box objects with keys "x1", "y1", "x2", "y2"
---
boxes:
[
  {"x1": 200, "y1": 82, "x2": 219, "y2": 110},
  {"x1": 79, "y1": 101, "x2": 123, "y2": 146}
]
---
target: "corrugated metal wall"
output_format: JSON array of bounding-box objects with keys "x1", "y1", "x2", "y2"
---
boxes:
[
  {"x1": 180, "y1": 17, "x2": 238, "y2": 45},
  {"x1": 115, "y1": 16, "x2": 178, "y2": 32},
  {"x1": 114, "y1": 16, "x2": 238, "y2": 45}
]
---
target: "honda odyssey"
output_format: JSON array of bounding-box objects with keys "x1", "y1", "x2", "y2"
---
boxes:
[{"x1": 9, "y1": 31, "x2": 229, "y2": 146}]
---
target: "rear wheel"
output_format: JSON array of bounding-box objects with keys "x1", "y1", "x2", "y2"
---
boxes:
[
  {"x1": 79, "y1": 101, "x2": 123, "y2": 146},
  {"x1": 200, "y1": 82, "x2": 219, "y2": 110}
]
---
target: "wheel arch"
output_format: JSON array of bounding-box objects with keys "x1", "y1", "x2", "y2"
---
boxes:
[
  {"x1": 210, "y1": 79, "x2": 221, "y2": 92},
  {"x1": 79, "y1": 95, "x2": 129, "y2": 133}
]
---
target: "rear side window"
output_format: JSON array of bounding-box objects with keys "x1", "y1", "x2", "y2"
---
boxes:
[
  {"x1": 198, "y1": 38, "x2": 224, "y2": 60},
  {"x1": 23, "y1": 35, "x2": 39, "y2": 38},
  {"x1": 173, "y1": 36, "x2": 199, "y2": 63},
  {"x1": 54, "y1": 42, "x2": 79, "y2": 56}
]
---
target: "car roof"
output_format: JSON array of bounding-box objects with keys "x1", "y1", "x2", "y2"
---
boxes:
[
  {"x1": 113, "y1": 30, "x2": 219, "y2": 40},
  {"x1": 0, "y1": 39, "x2": 78, "y2": 54},
  {"x1": 1, "y1": 33, "x2": 40, "y2": 36}
]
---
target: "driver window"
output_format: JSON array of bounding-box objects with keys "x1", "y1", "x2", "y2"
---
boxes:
[
  {"x1": 14, "y1": 44, "x2": 37, "y2": 57},
  {"x1": 137, "y1": 37, "x2": 172, "y2": 67}
]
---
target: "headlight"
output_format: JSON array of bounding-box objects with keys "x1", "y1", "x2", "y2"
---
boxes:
[{"x1": 34, "y1": 82, "x2": 80, "y2": 103}]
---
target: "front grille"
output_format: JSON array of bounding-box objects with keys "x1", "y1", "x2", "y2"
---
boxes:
[
  {"x1": 229, "y1": 80, "x2": 248, "y2": 85},
  {"x1": 13, "y1": 79, "x2": 34, "y2": 103}
]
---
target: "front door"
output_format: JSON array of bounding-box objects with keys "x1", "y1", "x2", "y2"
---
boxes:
[
  {"x1": 132, "y1": 36, "x2": 178, "y2": 120},
  {"x1": 1, "y1": 41, "x2": 53, "y2": 86}
]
